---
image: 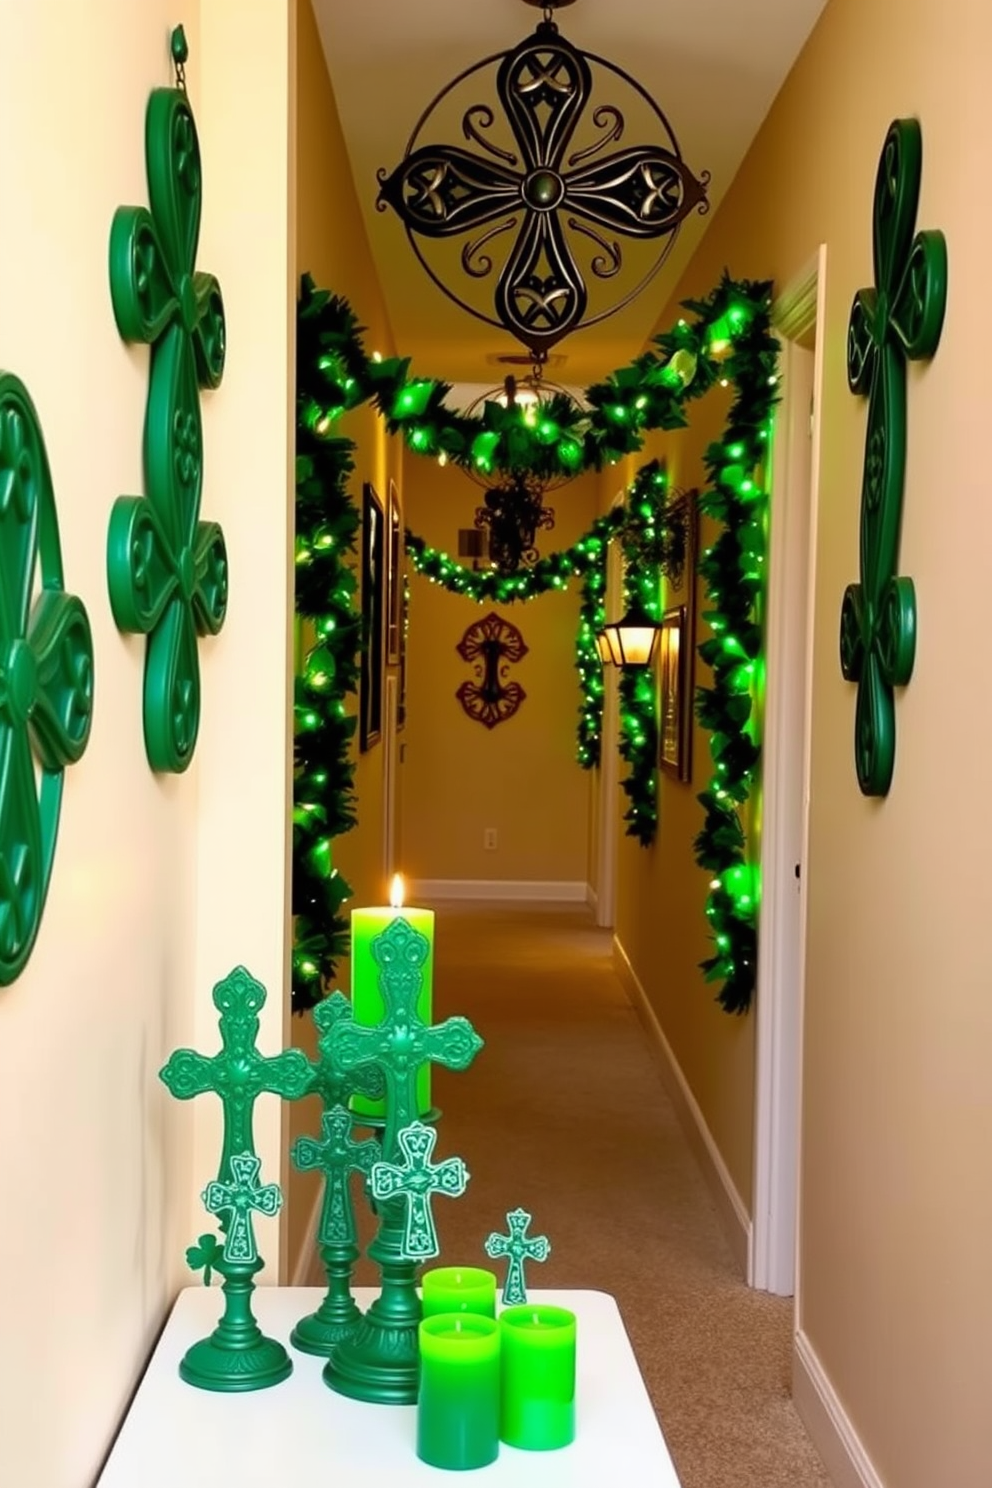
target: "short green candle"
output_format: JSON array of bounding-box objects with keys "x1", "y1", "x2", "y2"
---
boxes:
[
  {"x1": 417, "y1": 1313, "x2": 500, "y2": 1471},
  {"x1": 422, "y1": 1267, "x2": 497, "y2": 1319},
  {"x1": 499, "y1": 1304, "x2": 577, "y2": 1451},
  {"x1": 351, "y1": 877, "x2": 434, "y2": 1118}
]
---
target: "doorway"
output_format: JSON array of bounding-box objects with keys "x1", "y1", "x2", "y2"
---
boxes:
[{"x1": 751, "y1": 248, "x2": 825, "y2": 1296}]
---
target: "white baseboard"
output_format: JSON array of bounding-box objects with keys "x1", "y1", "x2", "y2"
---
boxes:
[
  {"x1": 585, "y1": 883, "x2": 598, "y2": 912},
  {"x1": 290, "y1": 1188, "x2": 322, "y2": 1287},
  {"x1": 613, "y1": 935, "x2": 753, "y2": 1279},
  {"x1": 793, "y1": 1330, "x2": 884, "y2": 1488},
  {"x1": 408, "y1": 879, "x2": 588, "y2": 903}
]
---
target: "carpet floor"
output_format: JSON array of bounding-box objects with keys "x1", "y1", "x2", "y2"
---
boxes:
[{"x1": 347, "y1": 902, "x2": 831, "y2": 1488}]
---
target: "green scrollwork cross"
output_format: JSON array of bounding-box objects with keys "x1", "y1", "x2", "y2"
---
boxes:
[
  {"x1": 485, "y1": 1207, "x2": 551, "y2": 1306},
  {"x1": 107, "y1": 43, "x2": 228, "y2": 773},
  {"x1": 203, "y1": 1151, "x2": 282, "y2": 1266},
  {"x1": 311, "y1": 990, "x2": 386, "y2": 1111},
  {"x1": 291, "y1": 1105, "x2": 381, "y2": 1248},
  {"x1": 840, "y1": 118, "x2": 946, "y2": 795},
  {"x1": 370, "y1": 1120, "x2": 469, "y2": 1261},
  {"x1": 0, "y1": 374, "x2": 93, "y2": 984}
]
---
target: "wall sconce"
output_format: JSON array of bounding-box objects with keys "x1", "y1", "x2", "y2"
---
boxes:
[{"x1": 599, "y1": 606, "x2": 662, "y2": 667}]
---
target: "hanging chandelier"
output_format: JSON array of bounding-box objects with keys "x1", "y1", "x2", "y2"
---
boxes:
[{"x1": 377, "y1": 0, "x2": 710, "y2": 364}]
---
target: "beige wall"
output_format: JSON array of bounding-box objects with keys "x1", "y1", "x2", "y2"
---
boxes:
[
  {"x1": 400, "y1": 461, "x2": 598, "y2": 886},
  {"x1": 617, "y1": 0, "x2": 992, "y2": 1482},
  {"x1": 288, "y1": 0, "x2": 403, "y2": 1278},
  {"x1": 0, "y1": 4, "x2": 296, "y2": 1485}
]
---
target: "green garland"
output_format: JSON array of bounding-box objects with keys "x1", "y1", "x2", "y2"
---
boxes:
[
  {"x1": 292, "y1": 289, "x2": 363, "y2": 1013},
  {"x1": 295, "y1": 273, "x2": 777, "y2": 1013},
  {"x1": 616, "y1": 462, "x2": 667, "y2": 845}
]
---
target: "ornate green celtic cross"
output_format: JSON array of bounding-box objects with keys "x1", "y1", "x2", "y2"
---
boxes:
[
  {"x1": 326, "y1": 917, "x2": 484, "y2": 1153},
  {"x1": 0, "y1": 374, "x2": 94, "y2": 984},
  {"x1": 322, "y1": 916, "x2": 484, "y2": 1404},
  {"x1": 203, "y1": 1151, "x2": 282, "y2": 1266},
  {"x1": 293, "y1": 1105, "x2": 381, "y2": 1250},
  {"x1": 840, "y1": 118, "x2": 946, "y2": 796},
  {"x1": 160, "y1": 965, "x2": 311, "y2": 1186},
  {"x1": 311, "y1": 989, "x2": 386, "y2": 1111},
  {"x1": 485, "y1": 1207, "x2": 551, "y2": 1305},
  {"x1": 371, "y1": 1120, "x2": 469, "y2": 1261},
  {"x1": 107, "y1": 27, "x2": 228, "y2": 774},
  {"x1": 159, "y1": 964, "x2": 310, "y2": 1392}
]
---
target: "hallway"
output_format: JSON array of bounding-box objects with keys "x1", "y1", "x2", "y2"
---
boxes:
[{"x1": 347, "y1": 904, "x2": 830, "y2": 1488}]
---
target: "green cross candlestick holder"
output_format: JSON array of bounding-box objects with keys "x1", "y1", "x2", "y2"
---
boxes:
[
  {"x1": 371, "y1": 1120, "x2": 470, "y2": 1261},
  {"x1": 322, "y1": 916, "x2": 484, "y2": 1405},
  {"x1": 485, "y1": 1208, "x2": 551, "y2": 1305},
  {"x1": 289, "y1": 992, "x2": 387, "y2": 1355},
  {"x1": 159, "y1": 965, "x2": 311, "y2": 1391}
]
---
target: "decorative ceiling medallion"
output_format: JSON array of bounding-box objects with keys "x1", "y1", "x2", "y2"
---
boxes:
[
  {"x1": 456, "y1": 612, "x2": 528, "y2": 728},
  {"x1": 377, "y1": 5, "x2": 709, "y2": 362},
  {"x1": 0, "y1": 373, "x2": 94, "y2": 984}
]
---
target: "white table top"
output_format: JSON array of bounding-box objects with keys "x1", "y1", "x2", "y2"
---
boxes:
[{"x1": 97, "y1": 1287, "x2": 681, "y2": 1486}]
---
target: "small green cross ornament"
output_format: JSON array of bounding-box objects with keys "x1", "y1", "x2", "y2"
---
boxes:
[
  {"x1": 203, "y1": 1152, "x2": 282, "y2": 1266},
  {"x1": 325, "y1": 917, "x2": 483, "y2": 1151},
  {"x1": 0, "y1": 374, "x2": 94, "y2": 985},
  {"x1": 371, "y1": 1121, "x2": 469, "y2": 1261},
  {"x1": 159, "y1": 965, "x2": 310, "y2": 1392},
  {"x1": 107, "y1": 27, "x2": 228, "y2": 773},
  {"x1": 840, "y1": 118, "x2": 947, "y2": 795},
  {"x1": 485, "y1": 1208, "x2": 551, "y2": 1305},
  {"x1": 292, "y1": 1106, "x2": 381, "y2": 1250}
]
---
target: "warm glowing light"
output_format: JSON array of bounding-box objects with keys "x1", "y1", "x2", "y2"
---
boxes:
[{"x1": 390, "y1": 874, "x2": 405, "y2": 909}]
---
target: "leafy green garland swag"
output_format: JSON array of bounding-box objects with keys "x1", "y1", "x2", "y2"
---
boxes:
[{"x1": 295, "y1": 273, "x2": 777, "y2": 1014}]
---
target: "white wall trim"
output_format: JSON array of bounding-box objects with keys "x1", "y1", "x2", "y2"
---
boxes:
[
  {"x1": 793, "y1": 1330, "x2": 885, "y2": 1488},
  {"x1": 291, "y1": 1188, "x2": 323, "y2": 1287},
  {"x1": 585, "y1": 884, "x2": 598, "y2": 912},
  {"x1": 408, "y1": 879, "x2": 588, "y2": 903},
  {"x1": 614, "y1": 936, "x2": 752, "y2": 1279}
]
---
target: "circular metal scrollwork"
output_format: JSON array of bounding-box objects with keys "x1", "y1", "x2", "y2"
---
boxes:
[
  {"x1": 377, "y1": 16, "x2": 709, "y2": 359},
  {"x1": 0, "y1": 373, "x2": 94, "y2": 984}
]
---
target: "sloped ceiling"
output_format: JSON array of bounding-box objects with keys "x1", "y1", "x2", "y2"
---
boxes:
[{"x1": 311, "y1": 0, "x2": 827, "y2": 385}]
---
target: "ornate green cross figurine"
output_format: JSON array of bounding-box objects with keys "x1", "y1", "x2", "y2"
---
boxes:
[
  {"x1": 288, "y1": 991, "x2": 386, "y2": 1354},
  {"x1": 485, "y1": 1208, "x2": 551, "y2": 1305},
  {"x1": 321, "y1": 916, "x2": 484, "y2": 1405},
  {"x1": 290, "y1": 1103, "x2": 381, "y2": 1354},
  {"x1": 371, "y1": 1121, "x2": 469, "y2": 1261},
  {"x1": 0, "y1": 374, "x2": 94, "y2": 985},
  {"x1": 107, "y1": 26, "x2": 228, "y2": 774},
  {"x1": 160, "y1": 965, "x2": 311, "y2": 1391},
  {"x1": 840, "y1": 118, "x2": 947, "y2": 795}
]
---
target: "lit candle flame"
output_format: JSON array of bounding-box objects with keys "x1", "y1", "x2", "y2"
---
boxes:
[{"x1": 390, "y1": 874, "x2": 405, "y2": 910}]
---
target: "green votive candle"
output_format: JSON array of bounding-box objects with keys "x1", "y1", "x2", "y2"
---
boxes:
[
  {"x1": 422, "y1": 1267, "x2": 497, "y2": 1320},
  {"x1": 499, "y1": 1304, "x2": 577, "y2": 1451},
  {"x1": 417, "y1": 1314, "x2": 500, "y2": 1471}
]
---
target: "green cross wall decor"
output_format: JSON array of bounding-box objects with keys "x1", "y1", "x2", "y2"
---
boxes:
[
  {"x1": 840, "y1": 118, "x2": 947, "y2": 796},
  {"x1": 202, "y1": 1151, "x2": 282, "y2": 1266},
  {"x1": 0, "y1": 373, "x2": 94, "y2": 985},
  {"x1": 107, "y1": 27, "x2": 228, "y2": 774},
  {"x1": 370, "y1": 1121, "x2": 469, "y2": 1262},
  {"x1": 485, "y1": 1207, "x2": 551, "y2": 1306}
]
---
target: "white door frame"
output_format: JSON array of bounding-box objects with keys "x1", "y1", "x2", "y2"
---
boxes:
[
  {"x1": 751, "y1": 248, "x2": 826, "y2": 1295},
  {"x1": 383, "y1": 673, "x2": 398, "y2": 881}
]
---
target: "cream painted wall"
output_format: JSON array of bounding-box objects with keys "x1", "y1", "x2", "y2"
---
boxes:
[
  {"x1": 401, "y1": 462, "x2": 598, "y2": 885},
  {"x1": 287, "y1": 0, "x2": 404, "y2": 1279},
  {"x1": 0, "y1": 4, "x2": 295, "y2": 1486},
  {"x1": 617, "y1": 0, "x2": 992, "y2": 1482}
]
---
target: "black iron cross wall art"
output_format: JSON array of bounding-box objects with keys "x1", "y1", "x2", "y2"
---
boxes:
[
  {"x1": 840, "y1": 118, "x2": 946, "y2": 796},
  {"x1": 376, "y1": 9, "x2": 708, "y2": 360},
  {"x1": 456, "y1": 612, "x2": 528, "y2": 729}
]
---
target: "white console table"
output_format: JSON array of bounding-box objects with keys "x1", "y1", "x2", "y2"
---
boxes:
[{"x1": 97, "y1": 1287, "x2": 682, "y2": 1486}]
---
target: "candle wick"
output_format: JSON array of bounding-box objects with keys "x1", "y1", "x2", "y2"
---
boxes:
[
  {"x1": 456, "y1": 1319, "x2": 462, "y2": 1333},
  {"x1": 532, "y1": 1312, "x2": 540, "y2": 1326}
]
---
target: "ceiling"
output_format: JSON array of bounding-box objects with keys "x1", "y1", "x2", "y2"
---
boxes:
[{"x1": 312, "y1": 0, "x2": 827, "y2": 387}]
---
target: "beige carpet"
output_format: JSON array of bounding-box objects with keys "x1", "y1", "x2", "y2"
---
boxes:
[{"x1": 349, "y1": 902, "x2": 831, "y2": 1488}]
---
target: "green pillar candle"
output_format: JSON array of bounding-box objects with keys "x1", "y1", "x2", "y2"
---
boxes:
[
  {"x1": 499, "y1": 1304, "x2": 577, "y2": 1451},
  {"x1": 417, "y1": 1313, "x2": 500, "y2": 1471},
  {"x1": 422, "y1": 1267, "x2": 497, "y2": 1319},
  {"x1": 351, "y1": 876, "x2": 435, "y2": 1118}
]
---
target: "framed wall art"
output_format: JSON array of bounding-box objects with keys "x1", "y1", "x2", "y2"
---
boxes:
[
  {"x1": 360, "y1": 481, "x2": 385, "y2": 752},
  {"x1": 386, "y1": 479, "x2": 403, "y2": 666}
]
